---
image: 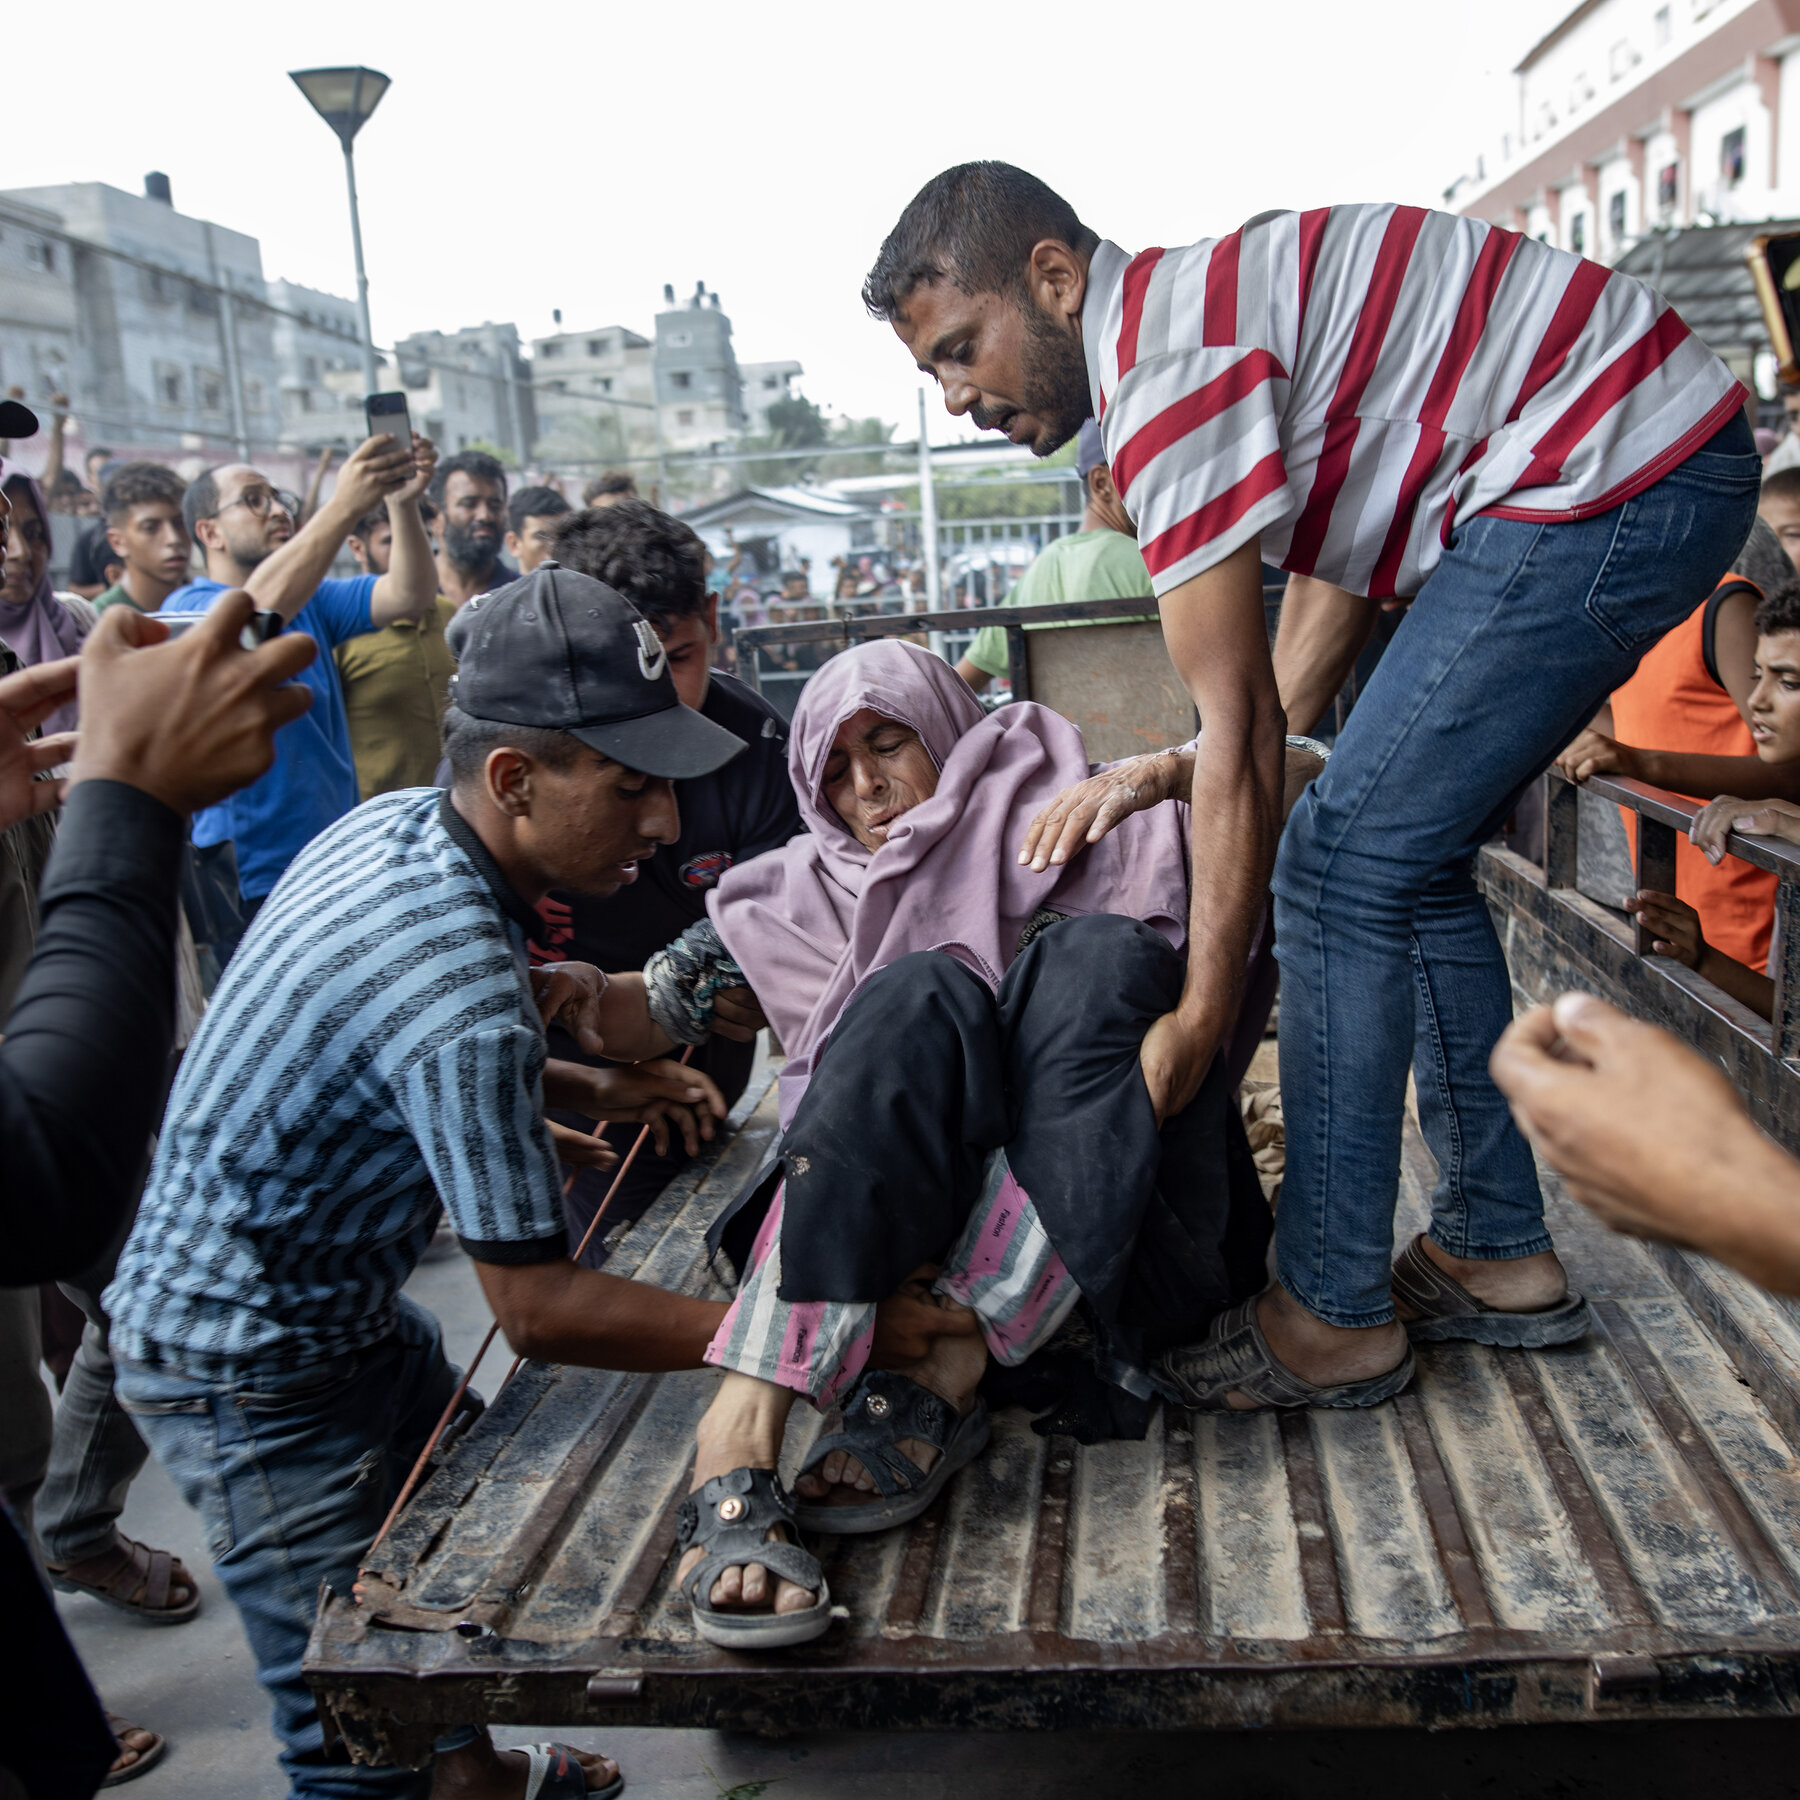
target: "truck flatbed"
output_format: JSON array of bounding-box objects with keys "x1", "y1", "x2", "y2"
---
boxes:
[{"x1": 309, "y1": 1029, "x2": 1800, "y2": 1762}]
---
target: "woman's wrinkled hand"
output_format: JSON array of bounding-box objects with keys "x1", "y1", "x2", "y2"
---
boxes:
[{"x1": 1017, "y1": 750, "x2": 1188, "y2": 872}]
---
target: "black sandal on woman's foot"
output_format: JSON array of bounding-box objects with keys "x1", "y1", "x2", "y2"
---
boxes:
[
  {"x1": 674, "y1": 1467, "x2": 831, "y2": 1651},
  {"x1": 1391, "y1": 1235, "x2": 1591, "y2": 1347},
  {"x1": 792, "y1": 1369, "x2": 990, "y2": 1534},
  {"x1": 1157, "y1": 1296, "x2": 1415, "y2": 1411}
]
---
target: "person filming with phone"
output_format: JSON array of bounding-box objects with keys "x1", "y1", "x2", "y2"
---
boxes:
[{"x1": 163, "y1": 426, "x2": 438, "y2": 923}]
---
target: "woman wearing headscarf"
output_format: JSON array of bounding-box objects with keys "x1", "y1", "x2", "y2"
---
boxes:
[
  {"x1": 649, "y1": 639, "x2": 1304, "y2": 1649},
  {"x1": 1, "y1": 473, "x2": 90, "y2": 735}
]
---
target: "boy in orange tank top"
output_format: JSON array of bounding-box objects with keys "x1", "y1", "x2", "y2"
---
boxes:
[{"x1": 1559, "y1": 578, "x2": 1800, "y2": 1019}]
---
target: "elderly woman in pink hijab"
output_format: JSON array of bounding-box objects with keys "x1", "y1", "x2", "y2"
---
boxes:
[{"x1": 641, "y1": 638, "x2": 1317, "y2": 1650}]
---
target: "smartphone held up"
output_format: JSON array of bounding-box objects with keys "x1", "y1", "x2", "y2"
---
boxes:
[{"x1": 365, "y1": 391, "x2": 415, "y2": 470}]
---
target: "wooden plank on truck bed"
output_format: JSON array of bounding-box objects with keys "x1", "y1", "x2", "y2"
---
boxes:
[{"x1": 309, "y1": 994, "x2": 1800, "y2": 1766}]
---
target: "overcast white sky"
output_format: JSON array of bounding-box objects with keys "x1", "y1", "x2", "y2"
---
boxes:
[{"x1": 10, "y1": 0, "x2": 1573, "y2": 444}]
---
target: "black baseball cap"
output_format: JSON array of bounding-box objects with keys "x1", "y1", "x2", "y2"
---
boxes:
[
  {"x1": 445, "y1": 562, "x2": 744, "y2": 779},
  {"x1": 0, "y1": 398, "x2": 39, "y2": 438}
]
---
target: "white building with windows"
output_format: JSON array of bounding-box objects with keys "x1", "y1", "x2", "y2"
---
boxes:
[
  {"x1": 268, "y1": 279, "x2": 366, "y2": 449},
  {"x1": 530, "y1": 323, "x2": 655, "y2": 462},
  {"x1": 0, "y1": 176, "x2": 284, "y2": 457},
  {"x1": 1446, "y1": 0, "x2": 1800, "y2": 262}
]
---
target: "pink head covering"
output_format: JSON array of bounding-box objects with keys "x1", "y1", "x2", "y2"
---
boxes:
[
  {"x1": 709, "y1": 639, "x2": 1190, "y2": 1117},
  {"x1": 0, "y1": 473, "x2": 86, "y2": 733}
]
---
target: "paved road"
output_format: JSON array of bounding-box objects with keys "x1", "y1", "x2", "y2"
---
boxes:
[{"x1": 52, "y1": 1246, "x2": 1800, "y2": 1797}]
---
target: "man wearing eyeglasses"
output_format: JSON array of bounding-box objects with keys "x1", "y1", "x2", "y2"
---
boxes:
[{"x1": 168, "y1": 433, "x2": 439, "y2": 920}]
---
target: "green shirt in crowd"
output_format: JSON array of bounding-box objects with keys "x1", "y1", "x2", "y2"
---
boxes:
[
  {"x1": 962, "y1": 527, "x2": 1155, "y2": 679},
  {"x1": 333, "y1": 597, "x2": 460, "y2": 801}
]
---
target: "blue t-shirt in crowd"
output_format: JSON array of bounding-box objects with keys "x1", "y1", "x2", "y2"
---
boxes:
[{"x1": 162, "y1": 575, "x2": 375, "y2": 899}]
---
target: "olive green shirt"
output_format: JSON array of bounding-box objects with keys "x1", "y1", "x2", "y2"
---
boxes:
[
  {"x1": 963, "y1": 528, "x2": 1155, "y2": 679},
  {"x1": 333, "y1": 597, "x2": 460, "y2": 801}
]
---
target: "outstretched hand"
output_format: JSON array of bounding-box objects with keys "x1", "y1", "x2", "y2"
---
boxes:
[
  {"x1": 72, "y1": 595, "x2": 315, "y2": 815},
  {"x1": 1490, "y1": 992, "x2": 1800, "y2": 1288},
  {"x1": 0, "y1": 655, "x2": 79, "y2": 830}
]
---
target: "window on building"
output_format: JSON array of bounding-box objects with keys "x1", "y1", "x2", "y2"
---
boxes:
[
  {"x1": 196, "y1": 367, "x2": 225, "y2": 413},
  {"x1": 762, "y1": 374, "x2": 780, "y2": 389},
  {"x1": 1571, "y1": 213, "x2": 1586, "y2": 256},
  {"x1": 1721, "y1": 126, "x2": 1747, "y2": 187},
  {"x1": 671, "y1": 370, "x2": 693, "y2": 390},
  {"x1": 24, "y1": 236, "x2": 53, "y2": 272},
  {"x1": 1609, "y1": 189, "x2": 1628, "y2": 243},
  {"x1": 302, "y1": 355, "x2": 320, "y2": 383},
  {"x1": 186, "y1": 281, "x2": 219, "y2": 318},
  {"x1": 1654, "y1": 5, "x2": 1671, "y2": 45},
  {"x1": 141, "y1": 268, "x2": 174, "y2": 305},
  {"x1": 597, "y1": 377, "x2": 613, "y2": 393},
  {"x1": 1609, "y1": 38, "x2": 1637, "y2": 79},
  {"x1": 1658, "y1": 162, "x2": 1679, "y2": 213},
  {"x1": 587, "y1": 338, "x2": 608, "y2": 356},
  {"x1": 676, "y1": 408, "x2": 695, "y2": 427},
  {"x1": 541, "y1": 341, "x2": 563, "y2": 357},
  {"x1": 154, "y1": 362, "x2": 183, "y2": 408}
]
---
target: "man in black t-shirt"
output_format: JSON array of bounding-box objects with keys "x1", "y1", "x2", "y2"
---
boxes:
[{"x1": 537, "y1": 501, "x2": 800, "y2": 1258}]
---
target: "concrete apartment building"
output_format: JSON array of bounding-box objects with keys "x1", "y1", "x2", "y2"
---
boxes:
[
  {"x1": 0, "y1": 175, "x2": 284, "y2": 458},
  {"x1": 394, "y1": 322, "x2": 535, "y2": 465},
  {"x1": 655, "y1": 281, "x2": 745, "y2": 450},
  {"x1": 269, "y1": 278, "x2": 367, "y2": 449},
  {"x1": 1446, "y1": 0, "x2": 1800, "y2": 261},
  {"x1": 531, "y1": 321, "x2": 656, "y2": 462},
  {"x1": 740, "y1": 358, "x2": 804, "y2": 433},
  {"x1": 531, "y1": 283, "x2": 798, "y2": 479}
]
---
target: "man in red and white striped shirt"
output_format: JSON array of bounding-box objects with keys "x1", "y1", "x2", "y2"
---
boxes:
[{"x1": 867, "y1": 163, "x2": 1760, "y2": 1412}]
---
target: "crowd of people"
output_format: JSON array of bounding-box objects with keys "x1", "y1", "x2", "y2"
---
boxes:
[{"x1": 15, "y1": 162, "x2": 1800, "y2": 1800}]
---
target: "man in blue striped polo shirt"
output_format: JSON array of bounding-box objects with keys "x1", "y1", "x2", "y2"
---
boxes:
[{"x1": 106, "y1": 567, "x2": 751, "y2": 1800}]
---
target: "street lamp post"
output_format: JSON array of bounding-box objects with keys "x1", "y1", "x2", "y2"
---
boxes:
[{"x1": 289, "y1": 66, "x2": 391, "y2": 395}]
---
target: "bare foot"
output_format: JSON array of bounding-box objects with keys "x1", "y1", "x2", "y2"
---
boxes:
[
  {"x1": 676, "y1": 1373, "x2": 815, "y2": 1617},
  {"x1": 431, "y1": 1731, "x2": 618, "y2": 1796},
  {"x1": 1392, "y1": 1237, "x2": 1569, "y2": 1317},
  {"x1": 794, "y1": 1322, "x2": 988, "y2": 1505},
  {"x1": 1223, "y1": 1284, "x2": 1409, "y2": 1411}
]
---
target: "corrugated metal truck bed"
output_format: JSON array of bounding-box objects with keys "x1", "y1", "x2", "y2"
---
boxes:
[{"x1": 307, "y1": 972, "x2": 1800, "y2": 1763}]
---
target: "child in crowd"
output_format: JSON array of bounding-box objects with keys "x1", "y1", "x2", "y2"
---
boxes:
[
  {"x1": 1760, "y1": 467, "x2": 1800, "y2": 568},
  {"x1": 1606, "y1": 580, "x2": 1800, "y2": 1020},
  {"x1": 1557, "y1": 525, "x2": 1795, "y2": 969}
]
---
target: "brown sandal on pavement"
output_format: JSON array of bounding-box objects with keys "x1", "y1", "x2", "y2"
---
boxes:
[
  {"x1": 1157, "y1": 1295, "x2": 1415, "y2": 1412},
  {"x1": 100, "y1": 1715, "x2": 167, "y2": 1787},
  {"x1": 50, "y1": 1531, "x2": 201, "y2": 1625},
  {"x1": 1390, "y1": 1235, "x2": 1592, "y2": 1348}
]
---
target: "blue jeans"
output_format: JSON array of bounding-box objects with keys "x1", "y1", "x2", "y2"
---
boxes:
[
  {"x1": 1272, "y1": 414, "x2": 1762, "y2": 1328},
  {"x1": 116, "y1": 1298, "x2": 475, "y2": 1797}
]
